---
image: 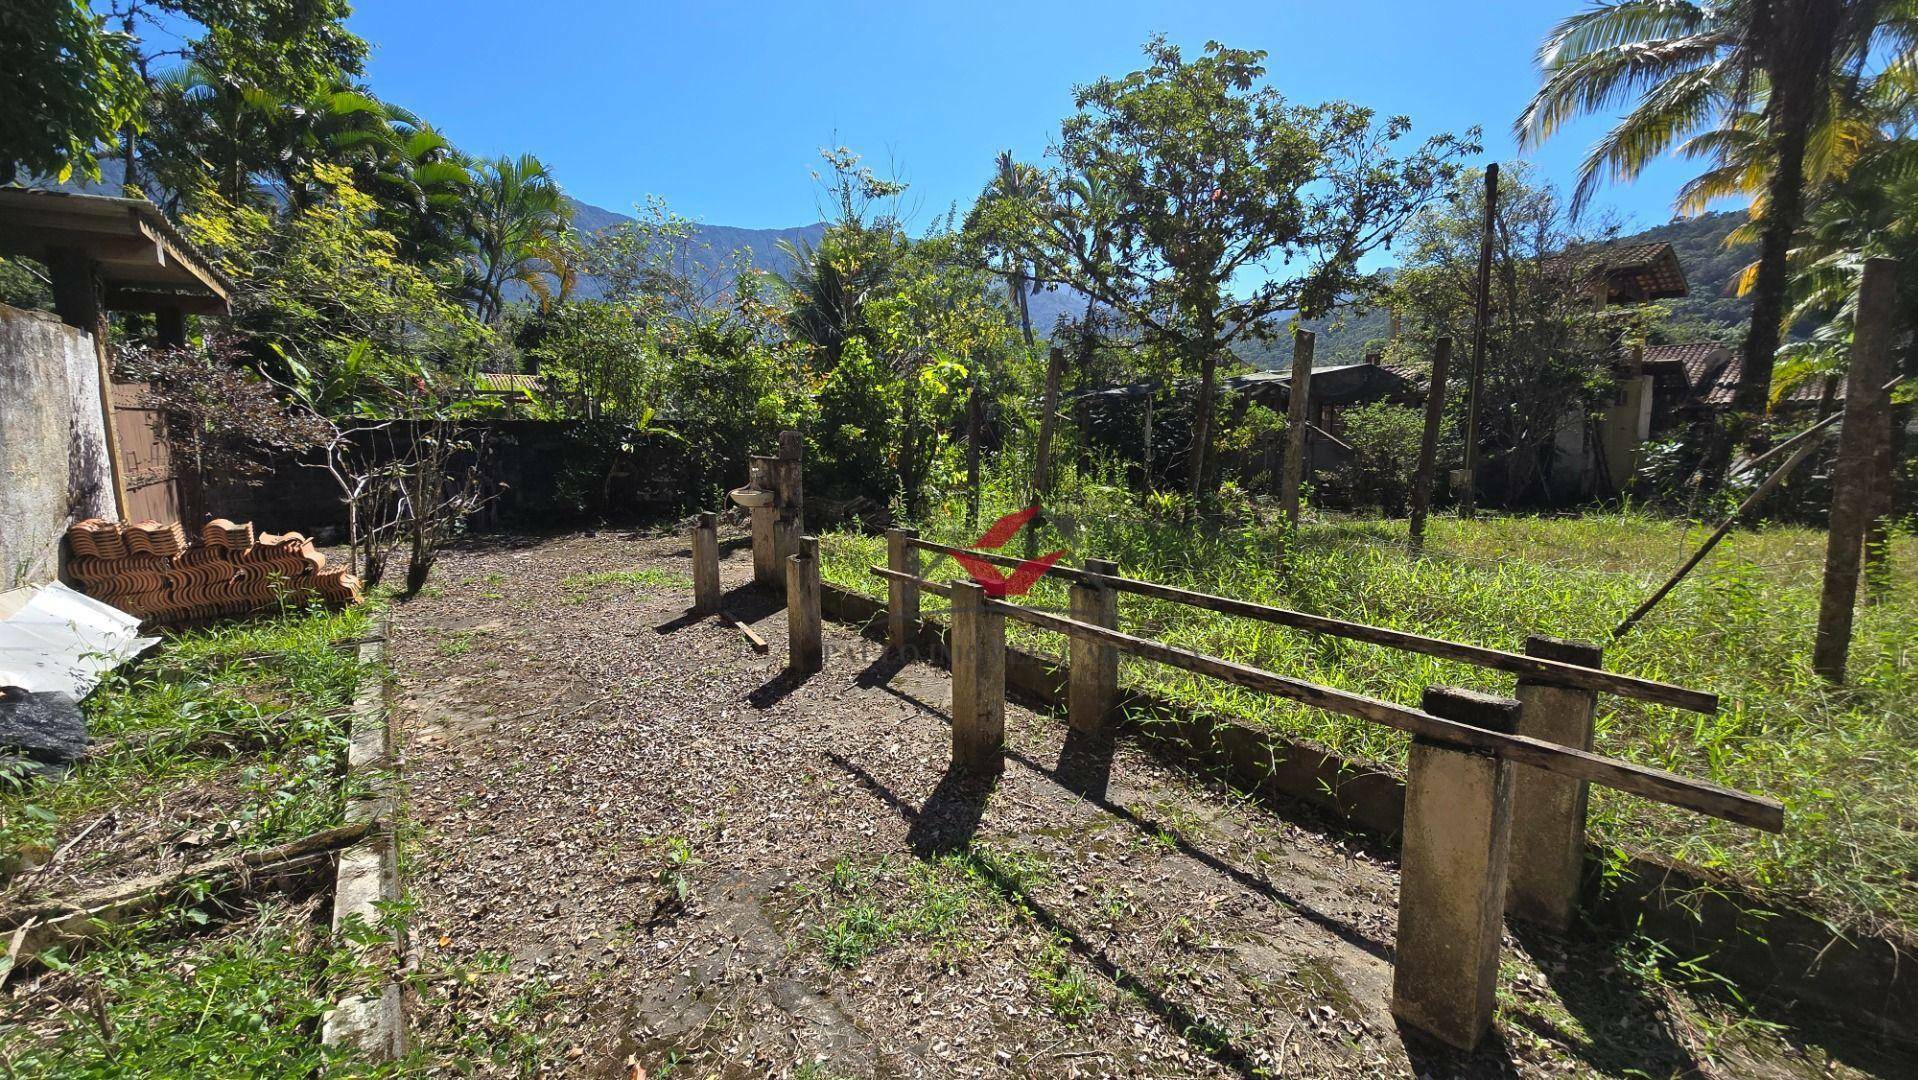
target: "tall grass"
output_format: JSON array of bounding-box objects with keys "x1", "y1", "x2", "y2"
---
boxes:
[{"x1": 818, "y1": 466, "x2": 1918, "y2": 940}]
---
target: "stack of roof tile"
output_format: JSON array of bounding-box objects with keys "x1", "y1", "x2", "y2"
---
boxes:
[{"x1": 64, "y1": 517, "x2": 362, "y2": 625}]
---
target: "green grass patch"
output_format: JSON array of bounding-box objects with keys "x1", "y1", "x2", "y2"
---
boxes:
[
  {"x1": 806, "y1": 844, "x2": 1049, "y2": 969},
  {"x1": 559, "y1": 567, "x2": 688, "y2": 602},
  {"x1": 1, "y1": 602, "x2": 374, "y2": 861},
  {"x1": 0, "y1": 902, "x2": 386, "y2": 1078},
  {"x1": 820, "y1": 479, "x2": 1918, "y2": 940}
]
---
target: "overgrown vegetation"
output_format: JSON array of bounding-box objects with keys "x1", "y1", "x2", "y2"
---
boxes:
[
  {"x1": 818, "y1": 463, "x2": 1918, "y2": 940},
  {"x1": 0, "y1": 602, "x2": 382, "y2": 1075}
]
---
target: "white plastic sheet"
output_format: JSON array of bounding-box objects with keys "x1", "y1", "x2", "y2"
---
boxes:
[{"x1": 0, "y1": 581, "x2": 157, "y2": 697}]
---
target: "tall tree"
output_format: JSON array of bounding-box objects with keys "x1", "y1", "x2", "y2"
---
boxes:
[
  {"x1": 986, "y1": 37, "x2": 1471, "y2": 511},
  {"x1": 1516, "y1": 0, "x2": 1916, "y2": 430},
  {"x1": 466, "y1": 154, "x2": 573, "y2": 324},
  {"x1": 0, "y1": 1, "x2": 144, "y2": 185}
]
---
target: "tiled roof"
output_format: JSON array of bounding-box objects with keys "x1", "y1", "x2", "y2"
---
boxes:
[
  {"x1": 1550, "y1": 239, "x2": 1689, "y2": 302},
  {"x1": 1683, "y1": 348, "x2": 1842, "y2": 408}
]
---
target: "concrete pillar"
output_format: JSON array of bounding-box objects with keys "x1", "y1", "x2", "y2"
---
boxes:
[
  {"x1": 1067, "y1": 558, "x2": 1119, "y2": 735},
  {"x1": 949, "y1": 580, "x2": 1005, "y2": 775},
  {"x1": 786, "y1": 534, "x2": 822, "y2": 675},
  {"x1": 886, "y1": 527, "x2": 920, "y2": 656},
  {"x1": 691, "y1": 512, "x2": 720, "y2": 615},
  {"x1": 1506, "y1": 635, "x2": 1601, "y2": 930},
  {"x1": 749, "y1": 458, "x2": 777, "y2": 588},
  {"x1": 1391, "y1": 686, "x2": 1519, "y2": 1052}
]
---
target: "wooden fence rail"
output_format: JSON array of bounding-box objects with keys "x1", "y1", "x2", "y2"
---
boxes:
[
  {"x1": 903, "y1": 537, "x2": 1717, "y2": 713},
  {"x1": 868, "y1": 565, "x2": 1781, "y2": 833}
]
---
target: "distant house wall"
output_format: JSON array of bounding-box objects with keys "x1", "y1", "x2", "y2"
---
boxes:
[{"x1": 0, "y1": 303, "x2": 116, "y2": 587}]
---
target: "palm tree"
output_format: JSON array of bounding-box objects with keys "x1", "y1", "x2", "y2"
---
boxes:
[
  {"x1": 1515, "y1": 0, "x2": 1915, "y2": 426},
  {"x1": 466, "y1": 154, "x2": 573, "y2": 324}
]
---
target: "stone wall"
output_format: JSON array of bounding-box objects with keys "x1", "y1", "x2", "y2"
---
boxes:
[{"x1": 0, "y1": 304, "x2": 115, "y2": 588}]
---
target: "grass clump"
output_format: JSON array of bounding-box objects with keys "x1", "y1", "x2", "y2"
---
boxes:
[
  {"x1": 807, "y1": 844, "x2": 1049, "y2": 969},
  {"x1": 819, "y1": 474, "x2": 1918, "y2": 939},
  {"x1": 0, "y1": 601, "x2": 374, "y2": 860},
  {"x1": 0, "y1": 902, "x2": 380, "y2": 1077},
  {"x1": 559, "y1": 567, "x2": 687, "y2": 602}
]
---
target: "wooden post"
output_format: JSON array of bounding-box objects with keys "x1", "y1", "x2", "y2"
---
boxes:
[
  {"x1": 1408, "y1": 336, "x2": 1453, "y2": 547},
  {"x1": 691, "y1": 512, "x2": 720, "y2": 614},
  {"x1": 1278, "y1": 328, "x2": 1315, "y2": 541},
  {"x1": 1067, "y1": 557, "x2": 1120, "y2": 735},
  {"x1": 1461, "y1": 163, "x2": 1499, "y2": 519},
  {"x1": 948, "y1": 580, "x2": 1005, "y2": 775},
  {"x1": 1814, "y1": 257, "x2": 1898, "y2": 683},
  {"x1": 1392, "y1": 686, "x2": 1518, "y2": 1052},
  {"x1": 749, "y1": 458, "x2": 777, "y2": 588},
  {"x1": 772, "y1": 430, "x2": 805, "y2": 571},
  {"x1": 47, "y1": 247, "x2": 129, "y2": 520},
  {"x1": 787, "y1": 534, "x2": 822, "y2": 675},
  {"x1": 886, "y1": 528, "x2": 920, "y2": 656},
  {"x1": 1506, "y1": 636, "x2": 1600, "y2": 931}
]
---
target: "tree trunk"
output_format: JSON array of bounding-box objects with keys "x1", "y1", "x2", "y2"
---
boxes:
[
  {"x1": 1182, "y1": 302, "x2": 1223, "y2": 520},
  {"x1": 1032, "y1": 346, "x2": 1064, "y2": 499},
  {"x1": 1729, "y1": 125, "x2": 1809, "y2": 422}
]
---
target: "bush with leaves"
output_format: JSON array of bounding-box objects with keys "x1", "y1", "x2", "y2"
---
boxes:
[
  {"x1": 1338, "y1": 402, "x2": 1426, "y2": 514},
  {"x1": 184, "y1": 162, "x2": 495, "y2": 389}
]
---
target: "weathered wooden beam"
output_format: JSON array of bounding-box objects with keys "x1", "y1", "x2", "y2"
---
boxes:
[
  {"x1": 1278, "y1": 328, "x2": 1315, "y2": 538},
  {"x1": 1068, "y1": 558, "x2": 1119, "y2": 735},
  {"x1": 949, "y1": 580, "x2": 1005, "y2": 774},
  {"x1": 885, "y1": 528, "x2": 920, "y2": 655},
  {"x1": 1814, "y1": 257, "x2": 1898, "y2": 683},
  {"x1": 1407, "y1": 336, "x2": 1453, "y2": 547},
  {"x1": 691, "y1": 512, "x2": 720, "y2": 615},
  {"x1": 905, "y1": 538, "x2": 1716, "y2": 713},
  {"x1": 977, "y1": 597, "x2": 1780, "y2": 832},
  {"x1": 787, "y1": 534, "x2": 822, "y2": 675}
]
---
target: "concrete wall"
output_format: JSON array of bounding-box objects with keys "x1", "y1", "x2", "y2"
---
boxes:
[{"x1": 1, "y1": 303, "x2": 116, "y2": 587}]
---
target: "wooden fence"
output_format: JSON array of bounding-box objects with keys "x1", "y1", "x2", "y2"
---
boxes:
[{"x1": 690, "y1": 437, "x2": 1786, "y2": 1053}]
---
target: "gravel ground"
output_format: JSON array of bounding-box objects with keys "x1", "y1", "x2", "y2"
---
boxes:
[{"x1": 389, "y1": 530, "x2": 1905, "y2": 1080}]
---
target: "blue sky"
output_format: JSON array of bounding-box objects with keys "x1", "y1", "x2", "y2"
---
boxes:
[{"x1": 341, "y1": 0, "x2": 1724, "y2": 233}]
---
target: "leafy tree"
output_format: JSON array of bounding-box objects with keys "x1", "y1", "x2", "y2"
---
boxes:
[
  {"x1": 1771, "y1": 128, "x2": 1918, "y2": 398},
  {"x1": 467, "y1": 154, "x2": 574, "y2": 324},
  {"x1": 1386, "y1": 166, "x2": 1622, "y2": 500},
  {"x1": 184, "y1": 163, "x2": 494, "y2": 393},
  {"x1": 1337, "y1": 402, "x2": 1428, "y2": 513},
  {"x1": 782, "y1": 149, "x2": 909, "y2": 369},
  {"x1": 0, "y1": 1, "x2": 144, "y2": 184},
  {"x1": 986, "y1": 37, "x2": 1472, "y2": 512},
  {"x1": 123, "y1": 0, "x2": 368, "y2": 205},
  {"x1": 1515, "y1": 0, "x2": 1917, "y2": 427},
  {"x1": 515, "y1": 299, "x2": 658, "y2": 421}
]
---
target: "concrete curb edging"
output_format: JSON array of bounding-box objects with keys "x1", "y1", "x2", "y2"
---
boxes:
[
  {"x1": 817, "y1": 580, "x2": 1914, "y2": 1039},
  {"x1": 320, "y1": 633, "x2": 406, "y2": 1064}
]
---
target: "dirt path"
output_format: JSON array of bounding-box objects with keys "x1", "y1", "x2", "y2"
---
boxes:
[{"x1": 389, "y1": 531, "x2": 1898, "y2": 1079}]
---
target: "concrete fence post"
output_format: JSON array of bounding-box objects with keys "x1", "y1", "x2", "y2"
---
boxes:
[
  {"x1": 1068, "y1": 557, "x2": 1120, "y2": 735},
  {"x1": 1391, "y1": 686, "x2": 1520, "y2": 1053},
  {"x1": 949, "y1": 579, "x2": 1005, "y2": 775},
  {"x1": 787, "y1": 534, "x2": 822, "y2": 675},
  {"x1": 749, "y1": 457, "x2": 777, "y2": 588},
  {"x1": 1506, "y1": 635, "x2": 1601, "y2": 930},
  {"x1": 886, "y1": 527, "x2": 920, "y2": 656},
  {"x1": 691, "y1": 512, "x2": 720, "y2": 615}
]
